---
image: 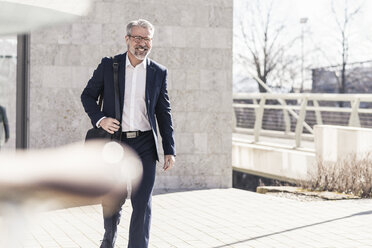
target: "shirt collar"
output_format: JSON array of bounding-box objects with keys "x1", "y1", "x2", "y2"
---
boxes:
[{"x1": 126, "y1": 53, "x2": 147, "y2": 69}]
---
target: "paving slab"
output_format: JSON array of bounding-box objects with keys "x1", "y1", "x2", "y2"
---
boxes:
[{"x1": 1, "y1": 188, "x2": 372, "y2": 248}]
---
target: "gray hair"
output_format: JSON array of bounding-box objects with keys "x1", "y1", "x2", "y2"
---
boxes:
[{"x1": 126, "y1": 19, "x2": 155, "y2": 37}]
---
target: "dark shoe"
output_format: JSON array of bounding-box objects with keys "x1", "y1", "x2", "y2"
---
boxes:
[{"x1": 100, "y1": 239, "x2": 113, "y2": 248}]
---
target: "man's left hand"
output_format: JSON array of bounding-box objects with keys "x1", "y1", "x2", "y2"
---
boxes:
[{"x1": 163, "y1": 155, "x2": 175, "y2": 171}]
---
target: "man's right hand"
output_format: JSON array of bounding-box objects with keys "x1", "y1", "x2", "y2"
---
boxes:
[{"x1": 99, "y1": 118, "x2": 120, "y2": 134}]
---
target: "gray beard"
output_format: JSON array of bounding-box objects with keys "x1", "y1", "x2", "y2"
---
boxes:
[{"x1": 128, "y1": 46, "x2": 151, "y2": 61}]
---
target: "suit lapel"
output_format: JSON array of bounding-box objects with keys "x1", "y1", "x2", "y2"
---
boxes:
[
  {"x1": 146, "y1": 58, "x2": 156, "y2": 113},
  {"x1": 118, "y1": 53, "x2": 126, "y2": 115}
]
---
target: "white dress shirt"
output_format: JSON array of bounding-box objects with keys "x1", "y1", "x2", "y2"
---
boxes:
[
  {"x1": 96, "y1": 54, "x2": 151, "y2": 132},
  {"x1": 122, "y1": 55, "x2": 151, "y2": 131}
]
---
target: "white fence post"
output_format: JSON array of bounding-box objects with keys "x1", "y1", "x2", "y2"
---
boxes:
[
  {"x1": 283, "y1": 109, "x2": 291, "y2": 134},
  {"x1": 313, "y1": 100, "x2": 323, "y2": 125},
  {"x1": 254, "y1": 96, "x2": 266, "y2": 142},
  {"x1": 253, "y1": 99, "x2": 258, "y2": 116},
  {"x1": 295, "y1": 97, "x2": 308, "y2": 148},
  {"x1": 281, "y1": 99, "x2": 291, "y2": 134},
  {"x1": 348, "y1": 98, "x2": 361, "y2": 127}
]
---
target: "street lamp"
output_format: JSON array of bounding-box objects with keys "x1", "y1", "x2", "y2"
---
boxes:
[{"x1": 300, "y1": 17, "x2": 308, "y2": 92}]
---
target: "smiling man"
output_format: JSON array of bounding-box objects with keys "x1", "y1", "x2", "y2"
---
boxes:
[{"x1": 81, "y1": 19, "x2": 176, "y2": 248}]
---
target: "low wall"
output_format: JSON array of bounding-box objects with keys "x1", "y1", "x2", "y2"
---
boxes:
[
  {"x1": 314, "y1": 125, "x2": 372, "y2": 162},
  {"x1": 233, "y1": 125, "x2": 372, "y2": 182},
  {"x1": 232, "y1": 136, "x2": 315, "y2": 182}
]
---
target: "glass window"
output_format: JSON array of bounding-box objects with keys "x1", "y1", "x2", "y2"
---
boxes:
[{"x1": 0, "y1": 36, "x2": 17, "y2": 151}]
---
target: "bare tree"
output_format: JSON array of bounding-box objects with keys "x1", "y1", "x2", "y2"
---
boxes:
[
  {"x1": 235, "y1": 0, "x2": 300, "y2": 92},
  {"x1": 331, "y1": 0, "x2": 364, "y2": 94}
]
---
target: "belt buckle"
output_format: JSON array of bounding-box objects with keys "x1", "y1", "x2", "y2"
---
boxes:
[{"x1": 126, "y1": 131, "x2": 137, "y2": 139}]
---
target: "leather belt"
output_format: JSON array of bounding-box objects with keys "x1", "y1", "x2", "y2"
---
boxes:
[{"x1": 122, "y1": 130, "x2": 151, "y2": 139}]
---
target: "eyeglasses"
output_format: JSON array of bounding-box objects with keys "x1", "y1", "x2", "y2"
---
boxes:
[{"x1": 128, "y1": 35, "x2": 152, "y2": 43}]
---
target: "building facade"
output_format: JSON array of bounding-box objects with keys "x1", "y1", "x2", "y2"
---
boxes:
[{"x1": 24, "y1": 0, "x2": 233, "y2": 190}]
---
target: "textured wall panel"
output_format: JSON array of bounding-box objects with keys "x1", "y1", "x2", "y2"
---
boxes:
[{"x1": 30, "y1": 0, "x2": 233, "y2": 190}]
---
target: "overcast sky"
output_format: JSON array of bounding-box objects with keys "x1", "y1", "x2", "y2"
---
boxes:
[
  {"x1": 285, "y1": 0, "x2": 371, "y2": 63},
  {"x1": 234, "y1": 0, "x2": 372, "y2": 90}
]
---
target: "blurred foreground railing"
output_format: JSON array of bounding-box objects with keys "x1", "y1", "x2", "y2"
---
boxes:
[{"x1": 233, "y1": 93, "x2": 372, "y2": 148}]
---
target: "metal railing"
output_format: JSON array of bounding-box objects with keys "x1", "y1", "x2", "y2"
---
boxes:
[{"x1": 233, "y1": 93, "x2": 372, "y2": 148}]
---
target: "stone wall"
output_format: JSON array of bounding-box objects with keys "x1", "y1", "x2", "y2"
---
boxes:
[{"x1": 29, "y1": 0, "x2": 233, "y2": 190}]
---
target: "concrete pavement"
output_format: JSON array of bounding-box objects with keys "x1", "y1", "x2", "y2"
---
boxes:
[{"x1": 8, "y1": 188, "x2": 372, "y2": 248}]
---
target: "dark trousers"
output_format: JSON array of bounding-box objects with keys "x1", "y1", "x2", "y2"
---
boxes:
[{"x1": 102, "y1": 131, "x2": 157, "y2": 248}]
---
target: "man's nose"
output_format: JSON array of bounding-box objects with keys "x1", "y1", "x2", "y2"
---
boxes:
[{"x1": 138, "y1": 39, "x2": 147, "y2": 45}]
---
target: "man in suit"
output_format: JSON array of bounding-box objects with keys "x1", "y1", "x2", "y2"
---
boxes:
[{"x1": 81, "y1": 19, "x2": 176, "y2": 248}]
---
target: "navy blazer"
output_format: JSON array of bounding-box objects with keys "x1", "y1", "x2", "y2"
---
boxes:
[{"x1": 81, "y1": 52, "x2": 176, "y2": 160}]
